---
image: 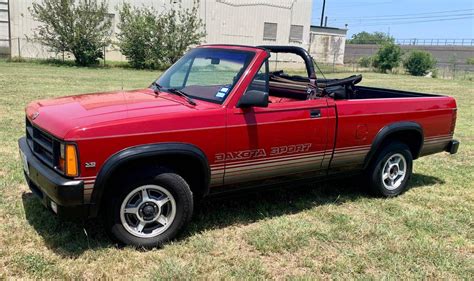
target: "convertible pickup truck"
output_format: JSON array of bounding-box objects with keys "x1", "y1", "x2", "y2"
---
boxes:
[{"x1": 19, "y1": 45, "x2": 459, "y2": 247}]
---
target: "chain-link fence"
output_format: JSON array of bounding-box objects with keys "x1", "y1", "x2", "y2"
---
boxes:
[
  {"x1": 344, "y1": 44, "x2": 474, "y2": 80},
  {"x1": 2, "y1": 37, "x2": 473, "y2": 80},
  {"x1": 1, "y1": 37, "x2": 124, "y2": 64}
]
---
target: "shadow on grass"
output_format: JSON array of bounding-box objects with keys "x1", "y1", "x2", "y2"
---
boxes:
[{"x1": 22, "y1": 173, "x2": 444, "y2": 257}]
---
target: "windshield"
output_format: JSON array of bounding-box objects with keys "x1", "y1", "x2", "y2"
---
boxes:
[{"x1": 156, "y1": 48, "x2": 255, "y2": 104}]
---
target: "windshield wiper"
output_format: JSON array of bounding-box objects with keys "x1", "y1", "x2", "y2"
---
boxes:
[{"x1": 166, "y1": 88, "x2": 196, "y2": 106}]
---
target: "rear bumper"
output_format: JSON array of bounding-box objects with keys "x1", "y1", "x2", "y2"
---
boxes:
[
  {"x1": 446, "y1": 139, "x2": 460, "y2": 154},
  {"x1": 18, "y1": 137, "x2": 88, "y2": 219}
]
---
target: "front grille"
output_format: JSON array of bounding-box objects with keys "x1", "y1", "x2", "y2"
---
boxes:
[{"x1": 26, "y1": 117, "x2": 59, "y2": 169}]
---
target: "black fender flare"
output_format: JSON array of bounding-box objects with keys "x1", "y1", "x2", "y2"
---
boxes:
[
  {"x1": 89, "y1": 142, "x2": 210, "y2": 217},
  {"x1": 363, "y1": 122, "x2": 424, "y2": 169}
]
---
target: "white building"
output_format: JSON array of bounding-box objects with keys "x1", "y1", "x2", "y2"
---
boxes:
[
  {"x1": 309, "y1": 25, "x2": 347, "y2": 64},
  {"x1": 0, "y1": 0, "x2": 314, "y2": 61}
]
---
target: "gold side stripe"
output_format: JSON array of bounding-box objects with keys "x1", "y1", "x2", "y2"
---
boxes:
[
  {"x1": 78, "y1": 176, "x2": 96, "y2": 180},
  {"x1": 425, "y1": 134, "x2": 453, "y2": 140},
  {"x1": 334, "y1": 145, "x2": 371, "y2": 152},
  {"x1": 334, "y1": 150, "x2": 370, "y2": 156},
  {"x1": 225, "y1": 156, "x2": 323, "y2": 174},
  {"x1": 224, "y1": 153, "x2": 325, "y2": 170},
  {"x1": 215, "y1": 150, "x2": 326, "y2": 167},
  {"x1": 226, "y1": 159, "x2": 322, "y2": 175},
  {"x1": 425, "y1": 138, "x2": 452, "y2": 142},
  {"x1": 225, "y1": 167, "x2": 322, "y2": 181}
]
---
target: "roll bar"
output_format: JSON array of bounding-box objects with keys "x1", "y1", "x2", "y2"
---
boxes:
[{"x1": 258, "y1": 45, "x2": 317, "y2": 80}]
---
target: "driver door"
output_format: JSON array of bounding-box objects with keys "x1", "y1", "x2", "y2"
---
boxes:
[{"x1": 224, "y1": 60, "x2": 330, "y2": 185}]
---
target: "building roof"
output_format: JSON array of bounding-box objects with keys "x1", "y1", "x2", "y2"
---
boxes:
[{"x1": 310, "y1": 25, "x2": 348, "y2": 35}]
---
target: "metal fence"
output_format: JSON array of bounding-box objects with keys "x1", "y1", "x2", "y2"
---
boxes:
[
  {"x1": 0, "y1": 37, "x2": 124, "y2": 63},
  {"x1": 1, "y1": 37, "x2": 472, "y2": 81},
  {"x1": 395, "y1": 38, "x2": 474, "y2": 46}
]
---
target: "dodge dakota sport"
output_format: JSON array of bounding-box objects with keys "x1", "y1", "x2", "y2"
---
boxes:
[{"x1": 19, "y1": 45, "x2": 459, "y2": 247}]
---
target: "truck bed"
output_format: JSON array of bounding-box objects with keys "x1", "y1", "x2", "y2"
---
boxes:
[{"x1": 269, "y1": 74, "x2": 443, "y2": 101}]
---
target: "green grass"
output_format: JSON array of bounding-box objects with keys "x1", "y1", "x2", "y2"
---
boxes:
[{"x1": 0, "y1": 60, "x2": 473, "y2": 279}]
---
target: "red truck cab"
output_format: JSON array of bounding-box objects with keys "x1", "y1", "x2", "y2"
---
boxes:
[{"x1": 19, "y1": 45, "x2": 459, "y2": 247}]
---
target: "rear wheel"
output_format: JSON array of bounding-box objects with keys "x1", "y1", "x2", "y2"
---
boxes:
[
  {"x1": 367, "y1": 141, "x2": 413, "y2": 197},
  {"x1": 104, "y1": 169, "x2": 193, "y2": 247}
]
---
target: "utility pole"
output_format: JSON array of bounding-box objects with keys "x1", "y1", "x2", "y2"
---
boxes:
[{"x1": 320, "y1": 0, "x2": 326, "y2": 27}]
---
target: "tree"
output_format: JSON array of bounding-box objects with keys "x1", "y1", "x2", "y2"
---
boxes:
[
  {"x1": 347, "y1": 31, "x2": 394, "y2": 45},
  {"x1": 403, "y1": 50, "x2": 436, "y2": 76},
  {"x1": 358, "y1": 56, "x2": 373, "y2": 68},
  {"x1": 30, "y1": 0, "x2": 112, "y2": 66},
  {"x1": 372, "y1": 43, "x2": 402, "y2": 73},
  {"x1": 117, "y1": 2, "x2": 205, "y2": 69}
]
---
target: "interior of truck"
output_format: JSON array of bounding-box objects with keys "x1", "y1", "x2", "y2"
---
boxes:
[
  {"x1": 266, "y1": 71, "x2": 364, "y2": 103},
  {"x1": 265, "y1": 70, "x2": 434, "y2": 102},
  {"x1": 259, "y1": 45, "x2": 435, "y2": 103}
]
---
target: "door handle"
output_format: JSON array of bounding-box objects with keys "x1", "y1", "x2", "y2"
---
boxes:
[{"x1": 310, "y1": 109, "x2": 321, "y2": 118}]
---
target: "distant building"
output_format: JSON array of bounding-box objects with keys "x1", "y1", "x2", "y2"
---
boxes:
[
  {"x1": 0, "y1": 0, "x2": 314, "y2": 61},
  {"x1": 309, "y1": 25, "x2": 347, "y2": 64},
  {"x1": 0, "y1": 0, "x2": 9, "y2": 54}
]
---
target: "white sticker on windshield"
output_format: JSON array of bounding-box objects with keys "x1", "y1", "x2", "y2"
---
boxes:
[
  {"x1": 216, "y1": 91, "x2": 226, "y2": 98},
  {"x1": 215, "y1": 87, "x2": 229, "y2": 98}
]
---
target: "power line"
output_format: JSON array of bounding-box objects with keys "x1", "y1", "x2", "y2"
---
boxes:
[
  {"x1": 331, "y1": 13, "x2": 474, "y2": 23},
  {"x1": 327, "y1": 8, "x2": 474, "y2": 20},
  {"x1": 348, "y1": 16, "x2": 473, "y2": 27},
  {"x1": 327, "y1": 1, "x2": 392, "y2": 9}
]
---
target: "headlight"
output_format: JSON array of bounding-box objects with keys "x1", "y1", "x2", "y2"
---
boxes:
[{"x1": 58, "y1": 143, "x2": 79, "y2": 177}]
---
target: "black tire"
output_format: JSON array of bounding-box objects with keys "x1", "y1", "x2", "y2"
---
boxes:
[
  {"x1": 104, "y1": 168, "x2": 193, "y2": 248},
  {"x1": 366, "y1": 141, "x2": 413, "y2": 197}
]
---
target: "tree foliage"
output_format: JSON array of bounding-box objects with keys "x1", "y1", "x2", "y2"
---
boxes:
[
  {"x1": 30, "y1": 0, "x2": 112, "y2": 66},
  {"x1": 403, "y1": 50, "x2": 437, "y2": 76},
  {"x1": 372, "y1": 43, "x2": 402, "y2": 73},
  {"x1": 117, "y1": 2, "x2": 205, "y2": 69},
  {"x1": 358, "y1": 56, "x2": 373, "y2": 68},
  {"x1": 347, "y1": 31, "x2": 394, "y2": 45}
]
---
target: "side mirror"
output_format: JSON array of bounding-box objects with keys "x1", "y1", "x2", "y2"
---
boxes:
[{"x1": 237, "y1": 90, "x2": 269, "y2": 108}]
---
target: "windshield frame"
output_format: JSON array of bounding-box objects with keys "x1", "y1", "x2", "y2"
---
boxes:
[{"x1": 155, "y1": 47, "x2": 256, "y2": 104}]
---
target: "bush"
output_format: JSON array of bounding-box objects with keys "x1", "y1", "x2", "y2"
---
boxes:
[
  {"x1": 358, "y1": 56, "x2": 373, "y2": 68},
  {"x1": 117, "y1": 3, "x2": 205, "y2": 69},
  {"x1": 467, "y1": 57, "x2": 474, "y2": 65},
  {"x1": 372, "y1": 43, "x2": 402, "y2": 73},
  {"x1": 347, "y1": 31, "x2": 394, "y2": 45},
  {"x1": 403, "y1": 50, "x2": 436, "y2": 76},
  {"x1": 30, "y1": 0, "x2": 112, "y2": 66}
]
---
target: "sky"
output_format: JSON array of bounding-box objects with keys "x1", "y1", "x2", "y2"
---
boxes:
[{"x1": 311, "y1": 0, "x2": 474, "y2": 39}]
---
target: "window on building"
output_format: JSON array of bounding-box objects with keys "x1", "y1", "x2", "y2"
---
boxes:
[
  {"x1": 289, "y1": 25, "x2": 304, "y2": 42},
  {"x1": 263, "y1": 22, "x2": 277, "y2": 41},
  {"x1": 106, "y1": 13, "x2": 116, "y2": 36}
]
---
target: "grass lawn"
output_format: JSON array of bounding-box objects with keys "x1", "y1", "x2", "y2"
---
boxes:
[{"x1": 0, "y1": 60, "x2": 473, "y2": 279}]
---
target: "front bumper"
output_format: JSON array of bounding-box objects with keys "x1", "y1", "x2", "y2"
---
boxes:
[{"x1": 18, "y1": 137, "x2": 88, "y2": 219}]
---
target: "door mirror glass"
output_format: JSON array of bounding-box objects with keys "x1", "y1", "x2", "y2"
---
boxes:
[{"x1": 237, "y1": 90, "x2": 269, "y2": 108}]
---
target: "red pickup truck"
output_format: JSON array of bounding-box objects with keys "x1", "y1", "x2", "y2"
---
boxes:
[{"x1": 19, "y1": 45, "x2": 459, "y2": 247}]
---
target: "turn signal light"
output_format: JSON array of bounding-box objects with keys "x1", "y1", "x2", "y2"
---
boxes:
[{"x1": 65, "y1": 144, "x2": 78, "y2": 177}]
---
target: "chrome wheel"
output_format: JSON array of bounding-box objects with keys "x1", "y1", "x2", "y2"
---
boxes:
[
  {"x1": 381, "y1": 153, "x2": 407, "y2": 190},
  {"x1": 120, "y1": 184, "x2": 176, "y2": 238}
]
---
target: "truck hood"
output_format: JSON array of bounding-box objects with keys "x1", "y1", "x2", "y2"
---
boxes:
[{"x1": 26, "y1": 88, "x2": 216, "y2": 139}]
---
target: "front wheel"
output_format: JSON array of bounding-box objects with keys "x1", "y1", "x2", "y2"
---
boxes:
[
  {"x1": 367, "y1": 141, "x2": 413, "y2": 197},
  {"x1": 104, "y1": 170, "x2": 193, "y2": 247}
]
